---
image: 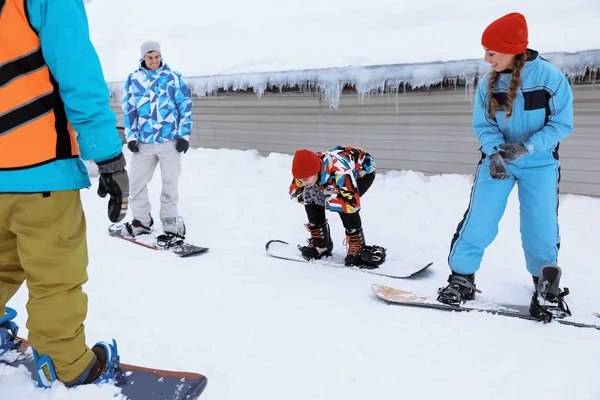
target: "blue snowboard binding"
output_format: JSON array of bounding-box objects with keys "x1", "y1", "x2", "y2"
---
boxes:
[
  {"x1": 33, "y1": 339, "x2": 120, "y2": 388},
  {"x1": 0, "y1": 307, "x2": 19, "y2": 357}
]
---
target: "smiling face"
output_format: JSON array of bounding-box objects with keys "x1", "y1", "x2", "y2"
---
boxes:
[
  {"x1": 298, "y1": 174, "x2": 319, "y2": 187},
  {"x1": 484, "y1": 48, "x2": 516, "y2": 72},
  {"x1": 143, "y1": 51, "x2": 161, "y2": 70}
]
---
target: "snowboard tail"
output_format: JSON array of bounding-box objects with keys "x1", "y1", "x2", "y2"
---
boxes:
[
  {"x1": 266, "y1": 239, "x2": 432, "y2": 279},
  {"x1": 1, "y1": 337, "x2": 208, "y2": 399},
  {"x1": 372, "y1": 284, "x2": 600, "y2": 331},
  {"x1": 109, "y1": 224, "x2": 209, "y2": 257}
]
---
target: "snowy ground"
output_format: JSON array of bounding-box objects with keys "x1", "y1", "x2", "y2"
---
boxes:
[{"x1": 2, "y1": 147, "x2": 600, "y2": 400}]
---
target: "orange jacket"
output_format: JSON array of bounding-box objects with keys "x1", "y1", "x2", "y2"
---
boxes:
[{"x1": 0, "y1": 0, "x2": 79, "y2": 170}]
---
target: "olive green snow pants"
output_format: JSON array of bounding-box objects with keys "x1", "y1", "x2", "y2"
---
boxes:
[{"x1": 0, "y1": 190, "x2": 95, "y2": 383}]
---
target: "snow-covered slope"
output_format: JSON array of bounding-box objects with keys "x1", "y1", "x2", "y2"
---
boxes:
[{"x1": 2, "y1": 148, "x2": 599, "y2": 400}]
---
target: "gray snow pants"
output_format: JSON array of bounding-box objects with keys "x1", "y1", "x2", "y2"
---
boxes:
[{"x1": 129, "y1": 141, "x2": 182, "y2": 225}]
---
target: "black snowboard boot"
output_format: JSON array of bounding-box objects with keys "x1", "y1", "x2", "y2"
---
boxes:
[
  {"x1": 298, "y1": 222, "x2": 333, "y2": 260},
  {"x1": 437, "y1": 271, "x2": 481, "y2": 305},
  {"x1": 529, "y1": 265, "x2": 571, "y2": 322},
  {"x1": 344, "y1": 227, "x2": 386, "y2": 269}
]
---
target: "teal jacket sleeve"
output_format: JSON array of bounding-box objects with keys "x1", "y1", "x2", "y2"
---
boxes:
[
  {"x1": 27, "y1": 0, "x2": 122, "y2": 163},
  {"x1": 524, "y1": 74, "x2": 574, "y2": 152},
  {"x1": 472, "y1": 75, "x2": 506, "y2": 156}
]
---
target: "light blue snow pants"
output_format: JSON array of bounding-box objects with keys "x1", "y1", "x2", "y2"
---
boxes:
[{"x1": 448, "y1": 148, "x2": 561, "y2": 277}]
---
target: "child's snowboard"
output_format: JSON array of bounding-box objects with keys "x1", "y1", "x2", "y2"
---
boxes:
[
  {"x1": 109, "y1": 223, "x2": 209, "y2": 257},
  {"x1": 1, "y1": 337, "x2": 208, "y2": 399},
  {"x1": 266, "y1": 239, "x2": 432, "y2": 279}
]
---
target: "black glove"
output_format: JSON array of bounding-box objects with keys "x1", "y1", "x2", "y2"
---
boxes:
[
  {"x1": 175, "y1": 138, "x2": 189, "y2": 153},
  {"x1": 96, "y1": 153, "x2": 130, "y2": 223},
  {"x1": 489, "y1": 153, "x2": 510, "y2": 180},
  {"x1": 499, "y1": 143, "x2": 528, "y2": 163},
  {"x1": 127, "y1": 140, "x2": 139, "y2": 153},
  {"x1": 302, "y1": 185, "x2": 325, "y2": 207}
]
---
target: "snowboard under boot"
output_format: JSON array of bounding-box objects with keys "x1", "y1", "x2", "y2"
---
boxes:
[
  {"x1": 298, "y1": 221, "x2": 333, "y2": 260},
  {"x1": 529, "y1": 265, "x2": 571, "y2": 322},
  {"x1": 437, "y1": 271, "x2": 481, "y2": 306}
]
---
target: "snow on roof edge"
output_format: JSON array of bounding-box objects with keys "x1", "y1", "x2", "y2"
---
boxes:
[{"x1": 108, "y1": 49, "x2": 600, "y2": 108}]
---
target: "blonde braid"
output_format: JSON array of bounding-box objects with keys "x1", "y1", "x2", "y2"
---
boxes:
[
  {"x1": 504, "y1": 53, "x2": 527, "y2": 119},
  {"x1": 487, "y1": 70, "x2": 501, "y2": 119}
]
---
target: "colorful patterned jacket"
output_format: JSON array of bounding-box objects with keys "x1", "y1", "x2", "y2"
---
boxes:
[
  {"x1": 122, "y1": 61, "x2": 193, "y2": 144},
  {"x1": 289, "y1": 146, "x2": 376, "y2": 213}
]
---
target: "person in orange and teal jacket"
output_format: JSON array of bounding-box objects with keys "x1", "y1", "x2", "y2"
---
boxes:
[
  {"x1": 0, "y1": 0, "x2": 127, "y2": 388},
  {"x1": 289, "y1": 146, "x2": 386, "y2": 269}
]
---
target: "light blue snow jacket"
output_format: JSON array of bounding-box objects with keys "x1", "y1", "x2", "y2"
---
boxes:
[{"x1": 473, "y1": 50, "x2": 573, "y2": 157}]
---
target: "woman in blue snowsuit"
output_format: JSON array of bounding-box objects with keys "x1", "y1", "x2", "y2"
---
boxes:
[{"x1": 437, "y1": 13, "x2": 574, "y2": 309}]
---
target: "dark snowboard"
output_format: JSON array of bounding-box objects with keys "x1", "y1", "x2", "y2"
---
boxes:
[{"x1": 1, "y1": 337, "x2": 208, "y2": 399}]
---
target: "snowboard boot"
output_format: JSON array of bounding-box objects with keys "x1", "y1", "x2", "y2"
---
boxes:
[
  {"x1": 437, "y1": 271, "x2": 481, "y2": 305},
  {"x1": 298, "y1": 221, "x2": 333, "y2": 260},
  {"x1": 157, "y1": 216, "x2": 186, "y2": 248},
  {"x1": 34, "y1": 339, "x2": 120, "y2": 388},
  {"x1": 529, "y1": 265, "x2": 571, "y2": 322},
  {"x1": 344, "y1": 228, "x2": 386, "y2": 269},
  {"x1": 125, "y1": 217, "x2": 154, "y2": 236},
  {"x1": 0, "y1": 307, "x2": 18, "y2": 358}
]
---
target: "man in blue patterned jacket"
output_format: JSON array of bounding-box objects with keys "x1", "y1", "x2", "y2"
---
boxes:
[{"x1": 122, "y1": 40, "x2": 193, "y2": 238}]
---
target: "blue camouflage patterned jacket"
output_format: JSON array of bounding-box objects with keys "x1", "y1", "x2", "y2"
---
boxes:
[{"x1": 122, "y1": 61, "x2": 193, "y2": 144}]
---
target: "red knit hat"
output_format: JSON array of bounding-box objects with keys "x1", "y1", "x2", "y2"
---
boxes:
[
  {"x1": 292, "y1": 149, "x2": 321, "y2": 179},
  {"x1": 481, "y1": 12, "x2": 528, "y2": 55}
]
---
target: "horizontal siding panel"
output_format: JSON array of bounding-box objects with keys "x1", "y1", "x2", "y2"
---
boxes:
[{"x1": 112, "y1": 84, "x2": 600, "y2": 196}]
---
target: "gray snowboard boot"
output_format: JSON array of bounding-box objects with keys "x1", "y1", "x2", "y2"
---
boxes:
[
  {"x1": 162, "y1": 216, "x2": 186, "y2": 238},
  {"x1": 157, "y1": 216, "x2": 187, "y2": 248}
]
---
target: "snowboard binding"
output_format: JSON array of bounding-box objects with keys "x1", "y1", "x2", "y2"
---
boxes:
[
  {"x1": 0, "y1": 307, "x2": 18, "y2": 358},
  {"x1": 437, "y1": 272, "x2": 481, "y2": 306},
  {"x1": 357, "y1": 245, "x2": 387, "y2": 268},
  {"x1": 529, "y1": 265, "x2": 571, "y2": 323},
  {"x1": 156, "y1": 232, "x2": 185, "y2": 249}
]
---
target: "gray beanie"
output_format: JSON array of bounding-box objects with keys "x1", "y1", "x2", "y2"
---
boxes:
[{"x1": 140, "y1": 40, "x2": 161, "y2": 58}]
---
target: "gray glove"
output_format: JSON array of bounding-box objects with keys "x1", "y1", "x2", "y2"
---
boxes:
[
  {"x1": 302, "y1": 185, "x2": 326, "y2": 207},
  {"x1": 489, "y1": 153, "x2": 510, "y2": 180},
  {"x1": 96, "y1": 153, "x2": 130, "y2": 222},
  {"x1": 499, "y1": 143, "x2": 528, "y2": 163}
]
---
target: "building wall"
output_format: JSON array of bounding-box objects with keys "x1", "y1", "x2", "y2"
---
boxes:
[{"x1": 111, "y1": 84, "x2": 600, "y2": 196}]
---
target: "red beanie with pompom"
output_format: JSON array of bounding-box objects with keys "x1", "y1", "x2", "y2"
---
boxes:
[
  {"x1": 481, "y1": 12, "x2": 528, "y2": 55},
  {"x1": 292, "y1": 149, "x2": 321, "y2": 179}
]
